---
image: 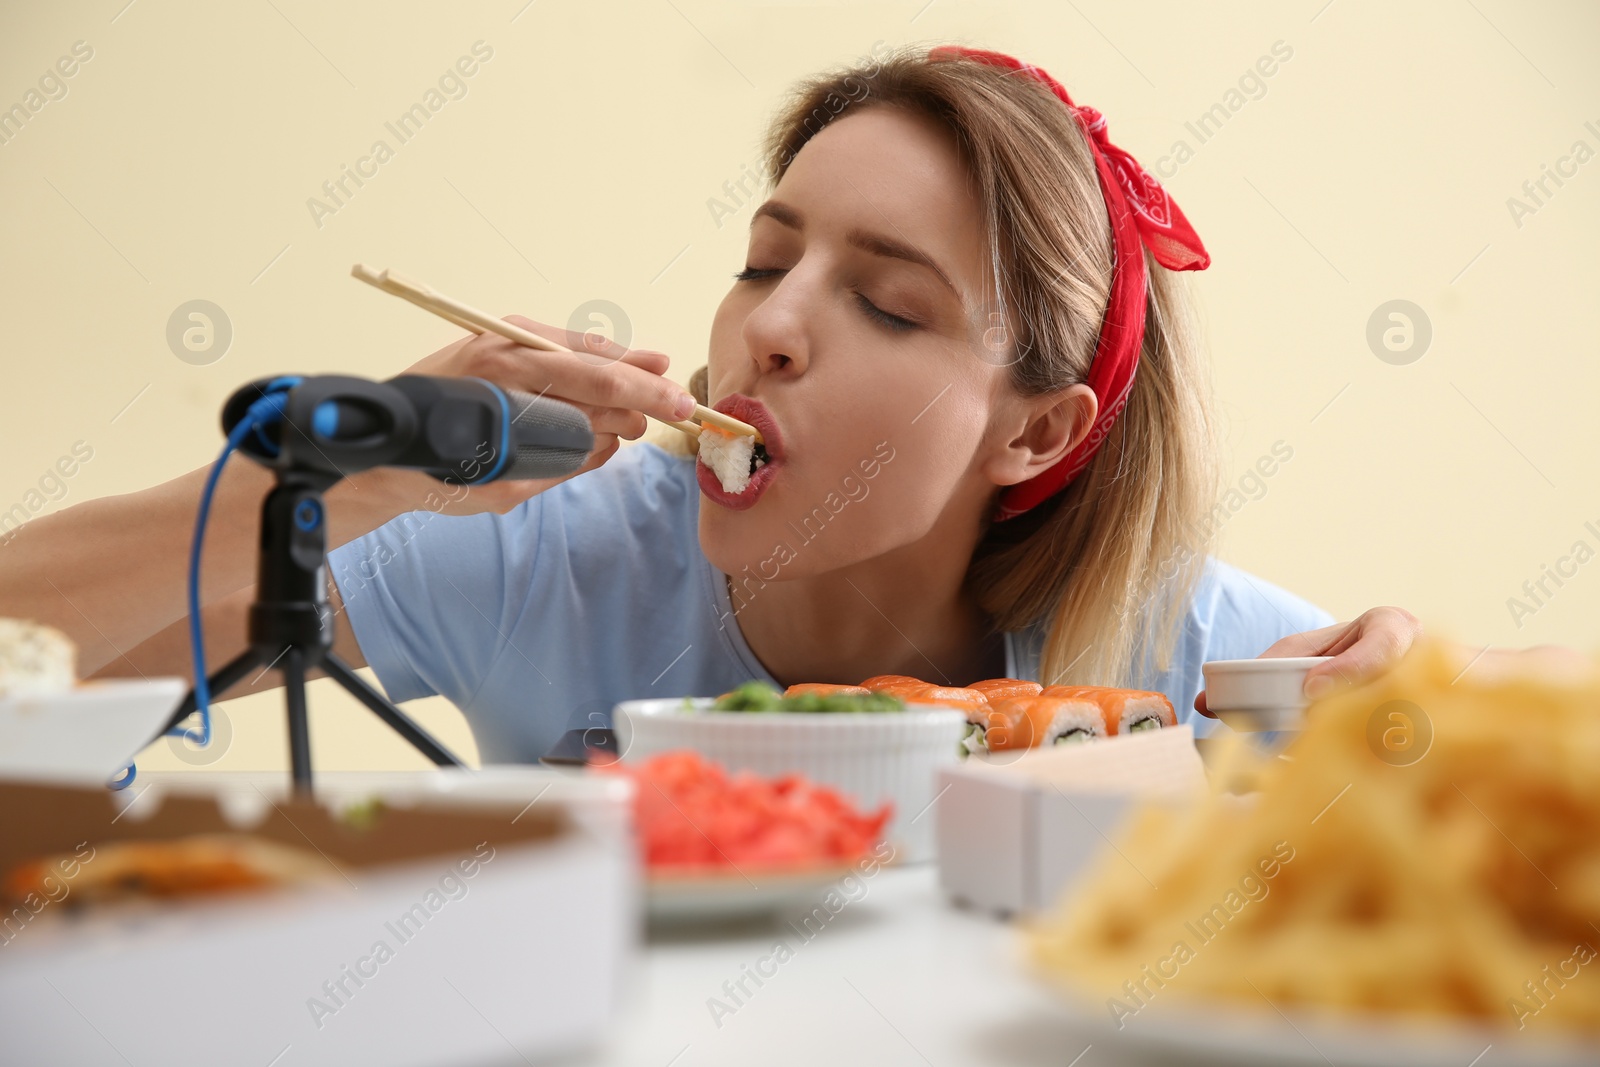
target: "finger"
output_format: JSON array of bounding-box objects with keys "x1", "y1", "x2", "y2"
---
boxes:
[
  {"x1": 575, "y1": 434, "x2": 621, "y2": 474},
  {"x1": 1303, "y1": 608, "x2": 1421, "y2": 700},
  {"x1": 580, "y1": 407, "x2": 650, "y2": 441},
  {"x1": 502, "y1": 315, "x2": 669, "y2": 373},
  {"x1": 622, "y1": 349, "x2": 671, "y2": 375},
  {"x1": 1199, "y1": 619, "x2": 1360, "y2": 718},
  {"x1": 1255, "y1": 621, "x2": 1356, "y2": 659},
  {"x1": 474, "y1": 341, "x2": 694, "y2": 424}
]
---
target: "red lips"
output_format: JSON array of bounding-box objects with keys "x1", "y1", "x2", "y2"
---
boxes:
[{"x1": 695, "y1": 393, "x2": 785, "y2": 510}]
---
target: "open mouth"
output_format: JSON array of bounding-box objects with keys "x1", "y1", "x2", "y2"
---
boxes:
[{"x1": 695, "y1": 395, "x2": 784, "y2": 510}]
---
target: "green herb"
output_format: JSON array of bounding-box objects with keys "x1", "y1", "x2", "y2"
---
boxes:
[
  {"x1": 339, "y1": 796, "x2": 385, "y2": 830},
  {"x1": 709, "y1": 681, "x2": 905, "y2": 714}
]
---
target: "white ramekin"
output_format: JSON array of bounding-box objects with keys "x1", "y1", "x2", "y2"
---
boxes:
[
  {"x1": 1201, "y1": 656, "x2": 1334, "y2": 732},
  {"x1": 613, "y1": 698, "x2": 968, "y2": 864}
]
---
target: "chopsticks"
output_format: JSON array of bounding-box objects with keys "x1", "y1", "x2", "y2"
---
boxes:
[{"x1": 349, "y1": 264, "x2": 761, "y2": 444}]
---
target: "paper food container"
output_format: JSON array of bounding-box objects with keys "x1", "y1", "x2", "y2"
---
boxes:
[
  {"x1": 0, "y1": 768, "x2": 638, "y2": 1067},
  {"x1": 0, "y1": 677, "x2": 186, "y2": 783},
  {"x1": 934, "y1": 725, "x2": 1205, "y2": 917}
]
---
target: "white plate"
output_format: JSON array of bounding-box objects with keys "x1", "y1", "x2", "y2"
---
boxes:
[
  {"x1": 0, "y1": 678, "x2": 186, "y2": 783},
  {"x1": 646, "y1": 865, "x2": 855, "y2": 924},
  {"x1": 1055, "y1": 991, "x2": 1594, "y2": 1066}
]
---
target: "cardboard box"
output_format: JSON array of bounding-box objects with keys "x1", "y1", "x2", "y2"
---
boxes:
[
  {"x1": 934, "y1": 726, "x2": 1204, "y2": 917},
  {"x1": 0, "y1": 769, "x2": 637, "y2": 1067}
]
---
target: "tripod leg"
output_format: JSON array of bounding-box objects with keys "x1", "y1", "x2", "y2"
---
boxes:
[
  {"x1": 320, "y1": 654, "x2": 464, "y2": 767},
  {"x1": 160, "y1": 646, "x2": 267, "y2": 736},
  {"x1": 283, "y1": 647, "x2": 313, "y2": 794}
]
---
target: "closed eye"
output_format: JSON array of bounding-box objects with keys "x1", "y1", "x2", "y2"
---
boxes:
[
  {"x1": 854, "y1": 293, "x2": 918, "y2": 333},
  {"x1": 733, "y1": 267, "x2": 920, "y2": 333}
]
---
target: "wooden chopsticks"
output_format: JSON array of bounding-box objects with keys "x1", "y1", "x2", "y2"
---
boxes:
[{"x1": 350, "y1": 264, "x2": 761, "y2": 444}]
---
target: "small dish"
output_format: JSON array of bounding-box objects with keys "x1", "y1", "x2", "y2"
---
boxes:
[
  {"x1": 1201, "y1": 656, "x2": 1333, "y2": 733},
  {"x1": 613, "y1": 698, "x2": 967, "y2": 863}
]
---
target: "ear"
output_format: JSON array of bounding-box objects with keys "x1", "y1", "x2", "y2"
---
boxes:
[{"x1": 981, "y1": 384, "x2": 1098, "y2": 488}]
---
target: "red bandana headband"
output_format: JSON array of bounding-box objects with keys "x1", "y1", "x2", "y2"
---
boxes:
[{"x1": 927, "y1": 46, "x2": 1211, "y2": 522}]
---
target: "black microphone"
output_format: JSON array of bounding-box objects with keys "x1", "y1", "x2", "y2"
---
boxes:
[{"x1": 224, "y1": 374, "x2": 593, "y2": 483}]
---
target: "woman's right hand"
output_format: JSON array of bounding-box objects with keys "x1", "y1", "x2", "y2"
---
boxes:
[{"x1": 331, "y1": 316, "x2": 697, "y2": 530}]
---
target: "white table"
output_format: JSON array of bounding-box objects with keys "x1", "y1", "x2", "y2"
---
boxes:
[
  {"x1": 571, "y1": 865, "x2": 1116, "y2": 1067},
  {"x1": 560, "y1": 864, "x2": 1586, "y2": 1067}
]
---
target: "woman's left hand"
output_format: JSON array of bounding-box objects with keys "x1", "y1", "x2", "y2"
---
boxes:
[{"x1": 1195, "y1": 606, "x2": 1424, "y2": 717}]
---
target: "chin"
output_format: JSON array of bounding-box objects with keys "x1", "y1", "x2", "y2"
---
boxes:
[{"x1": 698, "y1": 506, "x2": 779, "y2": 578}]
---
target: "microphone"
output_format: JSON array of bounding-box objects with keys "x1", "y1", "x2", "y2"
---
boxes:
[{"x1": 223, "y1": 374, "x2": 593, "y2": 483}]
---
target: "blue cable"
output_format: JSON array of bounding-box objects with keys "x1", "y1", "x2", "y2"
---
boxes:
[{"x1": 112, "y1": 379, "x2": 299, "y2": 789}]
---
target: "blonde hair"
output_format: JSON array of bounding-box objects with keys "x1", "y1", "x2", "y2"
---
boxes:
[{"x1": 675, "y1": 45, "x2": 1218, "y2": 687}]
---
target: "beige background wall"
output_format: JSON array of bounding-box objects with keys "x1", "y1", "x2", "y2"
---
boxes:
[{"x1": 2, "y1": 0, "x2": 1595, "y2": 773}]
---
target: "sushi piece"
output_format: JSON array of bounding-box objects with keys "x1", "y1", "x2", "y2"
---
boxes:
[
  {"x1": 968, "y1": 678, "x2": 1043, "y2": 702},
  {"x1": 697, "y1": 425, "x2": 770, "y2": 494},
  {"x1": 1040, "y1": 685, "x2": 1177, "y2": 735},
  {"x1": 859, "y1": 674, "x2": 928, "y2": 691},
  {"x1": 985, "y1": 695, "x2": 1108, "y2": 750},
  {"x1": 0, "y1": 617, "x2": 76, "y2": 698},
  {"x1": 783, "y1": 683, "x2": 872, "y2": 698},
  {"x1": 860, "y1": 678, "x2": 996, "y2": 755},
  {"x1": 898, "y1": 684, "x2": 990, "y2": 713}
]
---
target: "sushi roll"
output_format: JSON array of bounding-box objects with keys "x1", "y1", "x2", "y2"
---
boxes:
[
  {"x1": 1040, "y1": 686, "x2": 1177, "y2": 735},
  {"x1": 968, "y1": 678, "x2": 1043, "y2": 702},
  {"x1": 960, "y1": 703, "x2": 1013, "y2": 755},
  {"x1": 697, "y1": 426, "x2": 760, "y2": 494},
  {"x1": 983, "y1": 695, "x2": 1108, "y2": 751},
  {"x1": 863, "y1": 680, "x2": 994, "y2": 756}
]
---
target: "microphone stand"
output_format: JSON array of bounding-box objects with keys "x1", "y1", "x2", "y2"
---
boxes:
[{"x1": 160, "y1": 463, "x2": 462, "y2": 796}]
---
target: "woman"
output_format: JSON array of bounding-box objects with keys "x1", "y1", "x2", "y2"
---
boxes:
[{"x1": 0, "y1": 46, "x2": 1421, "y2": 763}]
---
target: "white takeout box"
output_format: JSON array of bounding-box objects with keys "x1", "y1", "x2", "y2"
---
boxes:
[
  {"x1": 0, "y1": 768, "x2": 638, "y2": 1067},
  {"x1": 0, "y1": 677, "x2": 186, "y2": 783},
  {"x1": 935, "y1": 725, "x2": 1205, "y2": 916}
]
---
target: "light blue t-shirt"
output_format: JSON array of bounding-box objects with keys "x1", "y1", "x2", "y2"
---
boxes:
[{"x1": 328, "y1": 443, "x2": 1333, "y2": 762}]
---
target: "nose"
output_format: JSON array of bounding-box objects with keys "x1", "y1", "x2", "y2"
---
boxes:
[{"x1": 739, "y1": 271, "x2": 811, "y2": 378}]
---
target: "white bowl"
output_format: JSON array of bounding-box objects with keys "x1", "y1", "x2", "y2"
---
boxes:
[
  {"x1": 1201, "y1": 656, "x2": 1334, "y2": 733},
  {"x1": 613, "y1": 698, "x2": 967, "y2": 864}
]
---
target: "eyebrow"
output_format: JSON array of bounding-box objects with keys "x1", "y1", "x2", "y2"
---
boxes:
[{"x1": 750, "y1": 200, "x2": 961, "y2": 299}]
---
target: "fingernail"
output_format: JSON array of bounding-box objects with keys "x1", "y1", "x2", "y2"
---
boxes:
[
  {"x1": 1305, "y1": 674, "x2": 1335, "y2": 701},
  {"x1": 674, "y1": 393, "x2": 696, "y2": 419}
]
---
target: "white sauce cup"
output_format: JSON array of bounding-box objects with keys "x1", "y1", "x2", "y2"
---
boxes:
[{"x1": 1200, "y1": 656, "x2": 1334, "y2": 733}]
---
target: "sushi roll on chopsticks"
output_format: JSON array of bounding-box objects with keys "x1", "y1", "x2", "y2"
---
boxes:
[{"x1": 698, "y1": 425, "x2": 771, "y2": 494}]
